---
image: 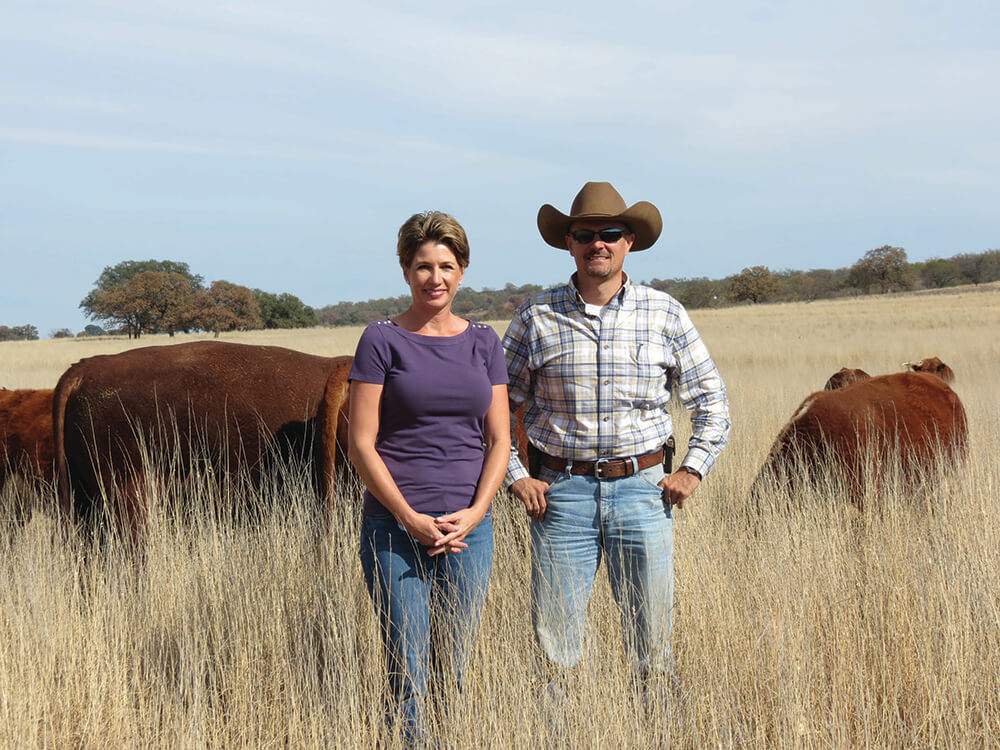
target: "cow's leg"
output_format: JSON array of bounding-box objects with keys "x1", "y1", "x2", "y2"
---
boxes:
[{"x1": 114, "y1": 475, "x2": 150, "y2": 551}]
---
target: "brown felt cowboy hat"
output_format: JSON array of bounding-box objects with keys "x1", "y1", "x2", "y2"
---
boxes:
[{"x1": 537, "y1": 181, "x2": 663, "y2": 251}]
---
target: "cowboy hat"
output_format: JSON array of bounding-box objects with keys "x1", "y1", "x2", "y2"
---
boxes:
[{"x1": 537, "y1": 181, "x2": 662, "y2": 251}]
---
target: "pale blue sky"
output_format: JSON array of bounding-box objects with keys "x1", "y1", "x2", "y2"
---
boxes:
[{"x1": 2, "y1": 0, "x2": 997, "y2": 337}]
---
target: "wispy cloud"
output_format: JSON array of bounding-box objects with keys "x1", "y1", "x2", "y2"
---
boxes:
[
  {"x1": 0, "y1": 124, "x2": 557, "y2": 181},
  {"x1": 4, "y1": 1, "x2": 997, "y2": 157},
  {"x1": 0, "y1": 127, "x2": 232, "y2": 155}
]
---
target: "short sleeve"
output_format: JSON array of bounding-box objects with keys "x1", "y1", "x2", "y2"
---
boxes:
[
  {"x1": 482, "y1": 328, "x2": 509, "y2": 386},
  {"x1": 349, "y1": 324, "x2": 390, "y2": 384}
]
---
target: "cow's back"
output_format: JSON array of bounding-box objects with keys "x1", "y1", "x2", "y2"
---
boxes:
[
  {"x1": 758, "y1": 371, "x2": 967, "y2": 501},
  {"x1": 54, "y1": 341, "x2": 344, "y2": 520},
  {"x1": 0, "y1": 388, "x2": 55, "y2": 487}
]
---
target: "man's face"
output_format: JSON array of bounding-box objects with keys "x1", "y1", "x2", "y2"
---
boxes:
[{"x1": 565, "y1": 220, "x2": 635, "y2": 281}]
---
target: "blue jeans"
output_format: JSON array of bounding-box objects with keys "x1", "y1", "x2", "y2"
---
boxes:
[
  {"x1": 360, "y1": 513, "x2": 493, "y2": 747},
  {"x1": 531, "y1": 464, "x2": 674, "y2": 674}
]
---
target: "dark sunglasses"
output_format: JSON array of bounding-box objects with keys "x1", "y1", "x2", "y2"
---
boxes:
[{"x1": 568, "y1": 228, "x2": 627, "y2": 244}]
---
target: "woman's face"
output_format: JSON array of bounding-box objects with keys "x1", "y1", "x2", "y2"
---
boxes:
[{"x1": 403, "y1": 241, "x2": 465, "y2": 312}]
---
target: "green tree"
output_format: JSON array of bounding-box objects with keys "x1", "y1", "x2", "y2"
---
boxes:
[
  {"x1": 253, "y1": 290, "x2": 319, "y2": 329},
  {"x1": 89, "y1": 271, "x2": 202, "y2": 338},
  {"x1": 726, "y1": 266, "x2": 781, "y2": 304},
  {"x1": 919, "y1": 258, "x2": 965, "y2": 289},
  {"x1": 0, "y1": 324, "x2": 39, "y2": 341},
  {"x1": 952, "y1": 250, "x2": 1000, "y2": 285},
  {"x1": 677, "y1": 278, "x2": 726, "y2": 308},
  {"x1": 80, "y1": 259, "x2": 204, "y2": 318},
  {"x1": 197, "y1": 281, "x2": 263, "y2": 337},
  {"x1": 847, "y1": 245, "x2": 912, "y2": 294},
  {"x1": 779, "y1": 268, "x2": 848, "y2": 301}
]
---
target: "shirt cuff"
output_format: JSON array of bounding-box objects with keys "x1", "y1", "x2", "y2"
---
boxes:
[
  {"x1": 681, "y1": 447, "x2": 713, "y2": 478},
  {"x1": 504, "y1": 458, "x2": 531, "y2": 488}
]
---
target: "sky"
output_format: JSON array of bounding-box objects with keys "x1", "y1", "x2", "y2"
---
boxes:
[{"x1": 2, "y1": 0, "x2": 997, "y2": 338}]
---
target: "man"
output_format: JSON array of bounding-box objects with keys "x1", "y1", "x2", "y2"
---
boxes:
[{"x1": 503, "y1": 181, "x2": 730, "y2": 679}]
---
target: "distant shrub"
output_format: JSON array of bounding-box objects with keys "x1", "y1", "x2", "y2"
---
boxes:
[{"x1": 0, "y1": 324, "x2": 39, "y2": 341}]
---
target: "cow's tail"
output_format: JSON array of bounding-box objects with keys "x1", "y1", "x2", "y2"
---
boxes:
[
  {"x1": 52, "y1": 374, "x2": 82, "y2": 519},
  {"x1": 315, "y1": 357, "x2": 353, "y2": 519}
]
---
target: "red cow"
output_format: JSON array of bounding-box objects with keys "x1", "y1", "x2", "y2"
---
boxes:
[
  {"x1": 904, "y1": 357, "x2": 955, "y2": 383},
  {"x1": 0, "y1": 388, "x2": 55, "y2": 488},
  {"x1": 824, "y1": 367, "x2": 871, "y2": 391},
  {"x1": 755, "y1": 369, "x2": 967, "y2": 506},
  {"x1": 512, "y1": 405, "x2": 529, "y2": 467},
  {"x1": 53, "y1": 341, "x2": 351, "y2": 536}
]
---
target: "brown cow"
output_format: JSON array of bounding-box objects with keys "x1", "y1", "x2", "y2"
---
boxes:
[
  {"x1": 824, "y1": 367, "x2": 871, "y2": 391},
  {"x1": 53, "y1": 341, "x2": 351, "y2": 536},
  {"x1": 904, "y1": 356, "x2": 955, "y2": 383},
  {"x1": 755, "y1": 371, "x2": 967, "y2": 506},
  {"x1": 0, "y1": 387, "x2": 55, "y2": 488}
]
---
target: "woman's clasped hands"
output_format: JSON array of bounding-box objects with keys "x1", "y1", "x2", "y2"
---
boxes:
[{"x1": 399, "y1": 507, "x2": 485, "y2": 556}]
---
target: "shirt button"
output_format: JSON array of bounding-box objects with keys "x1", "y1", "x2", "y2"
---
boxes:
[
  {"x1": 603, "y1": 379, "x2": 610, "y2": 385},
  {"x1": 603, "y1": 416, "x2": 609, "y2": 422}
]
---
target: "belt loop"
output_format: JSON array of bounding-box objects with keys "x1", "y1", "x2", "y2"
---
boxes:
[
  {"x1": 566, "y1": 459, "x2": 574, "y2": 474},
  {"x1": 628, "y1": 456, "x2": 638, "y2": 476}
]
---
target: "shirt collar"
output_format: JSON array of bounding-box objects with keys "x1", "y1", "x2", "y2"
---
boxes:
[{"x1": 567, "y1": 272, "x2": 633, "y2": 310}]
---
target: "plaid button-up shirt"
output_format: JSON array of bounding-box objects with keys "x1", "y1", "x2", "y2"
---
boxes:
[{"x1": 502, "y1": 275, "x2": 730, "y2": 486}]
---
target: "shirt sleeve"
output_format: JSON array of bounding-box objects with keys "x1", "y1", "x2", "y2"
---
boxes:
[
  {"x1": 669, "y1": 305, "x2": 731, "y2": 478},
  {"x1": 349, "y1": 324, "x2": 390, "y2": 385},
  {"x1": 483, "y1": 328, "x2": 509, "y2": 386},
  {"x1": 501, "y1": 307, "x2": 533, "y2": 486}
]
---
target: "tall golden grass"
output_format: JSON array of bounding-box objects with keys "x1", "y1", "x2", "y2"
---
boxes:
[{"x1": 2, "y1": 283, "x2": 999, "y2": 748}]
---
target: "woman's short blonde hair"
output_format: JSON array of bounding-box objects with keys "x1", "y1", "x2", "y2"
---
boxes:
[{"x1": 397, "y1": 211, "x2": 470, "y2": 269}]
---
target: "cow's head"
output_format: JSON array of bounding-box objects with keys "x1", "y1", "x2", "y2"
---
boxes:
[{"x1": 904, "y1": 357, "x2": 955, "y2": 383}]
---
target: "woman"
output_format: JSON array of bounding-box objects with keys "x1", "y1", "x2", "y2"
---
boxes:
[{"x1": 348, "y1": 211, "x2": 509, "y2": 747}]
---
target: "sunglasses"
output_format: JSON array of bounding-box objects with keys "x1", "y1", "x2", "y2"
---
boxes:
[{"x1": 568, "y1": 228, "x2": 627, "y2": 244}]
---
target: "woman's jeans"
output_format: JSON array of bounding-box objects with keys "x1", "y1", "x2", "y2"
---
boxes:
[
  {"x1": 360, "y1": 513, "x2": 493, "y2": 746},
  {"x1": 531, "y1": 464, "x2": 674, "y2": 675}
]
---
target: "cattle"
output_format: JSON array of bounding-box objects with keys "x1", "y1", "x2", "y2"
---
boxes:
[
  {"x1": 755, "y1": 369, "x2": 967, "y2": 507},
  {"x1": 53, "y1": 341, "x2": 352, "y2": 537},
  {"x1": 512, "y1": 405, "x2": 529, "y2": 467},
  {"x1": 904, "y1": 356, "x2": 955, "y2": 383},
  {"x1": 0, "y1": 387, "x2": 55, "y2": 489},
  {"x1": 824, "y1": 367, "x2": 870, "y2": 390}
]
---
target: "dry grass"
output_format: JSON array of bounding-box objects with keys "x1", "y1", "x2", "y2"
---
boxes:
[{"x1": 2, "y1": 283, "x2": 999, "y2": 748}]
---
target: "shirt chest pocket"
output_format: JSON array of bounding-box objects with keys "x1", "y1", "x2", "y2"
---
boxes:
[
  {"x1": 633, "y1": 342, "x2": 672, "y2": 369},
  {"x1": 607, "y1": 342, "x2": 673, "y2": 401}
]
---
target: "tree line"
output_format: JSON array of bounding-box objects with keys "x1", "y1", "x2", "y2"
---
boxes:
[
  {"x1": 649, "y1": 246, "x2": 999, "y2": 309},
  {"x1": 320, "y1": 246, "x2": 1000, "y2": 324},
  {"x1": 75, "y1": 260, "x2": 320, "y2": 339},
  {"x1": 2, "y1": 247, "x2": 998, "y2": 341}
]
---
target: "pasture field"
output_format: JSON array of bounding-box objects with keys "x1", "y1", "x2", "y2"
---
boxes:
[{"x1": 2, "y1": 283, "x2": 999, "y2": 748}]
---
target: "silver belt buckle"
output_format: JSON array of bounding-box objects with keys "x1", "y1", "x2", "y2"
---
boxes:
[{"x1": 594, "y1": 458, "x2": 610, "y2": 478}]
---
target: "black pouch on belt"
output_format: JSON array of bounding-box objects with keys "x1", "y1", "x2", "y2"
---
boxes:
[
  {"x1": 663, "y1": 436, "x2": 675, "y2": 473},
  {"x1": 527, "y1": 441, "x2": 542, "y2": 479}
]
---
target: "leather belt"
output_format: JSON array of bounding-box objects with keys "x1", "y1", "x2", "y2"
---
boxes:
[{"x1": 540, "y1": 448, "x2": 664, "y2": 480}]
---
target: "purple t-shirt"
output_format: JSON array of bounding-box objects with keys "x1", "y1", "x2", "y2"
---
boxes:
[{"x1": 349, "y1": 319, "x2": 508, "y2": 517}]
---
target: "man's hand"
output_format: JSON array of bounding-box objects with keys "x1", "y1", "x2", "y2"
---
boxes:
[
  {"x1": 510, "y1": 477, "x2": 550, "y2": 521},
  {"x1": 659, "y1": 469, "x2": 701, "y2": 509}
]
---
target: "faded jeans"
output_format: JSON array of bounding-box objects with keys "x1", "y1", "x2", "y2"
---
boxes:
[
  {"x1": 360, "y1": 512, "x2": 493, "y2": 748},
  {"x1": 531, "y1": 464, "x2": 674, "y2": 674}
]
